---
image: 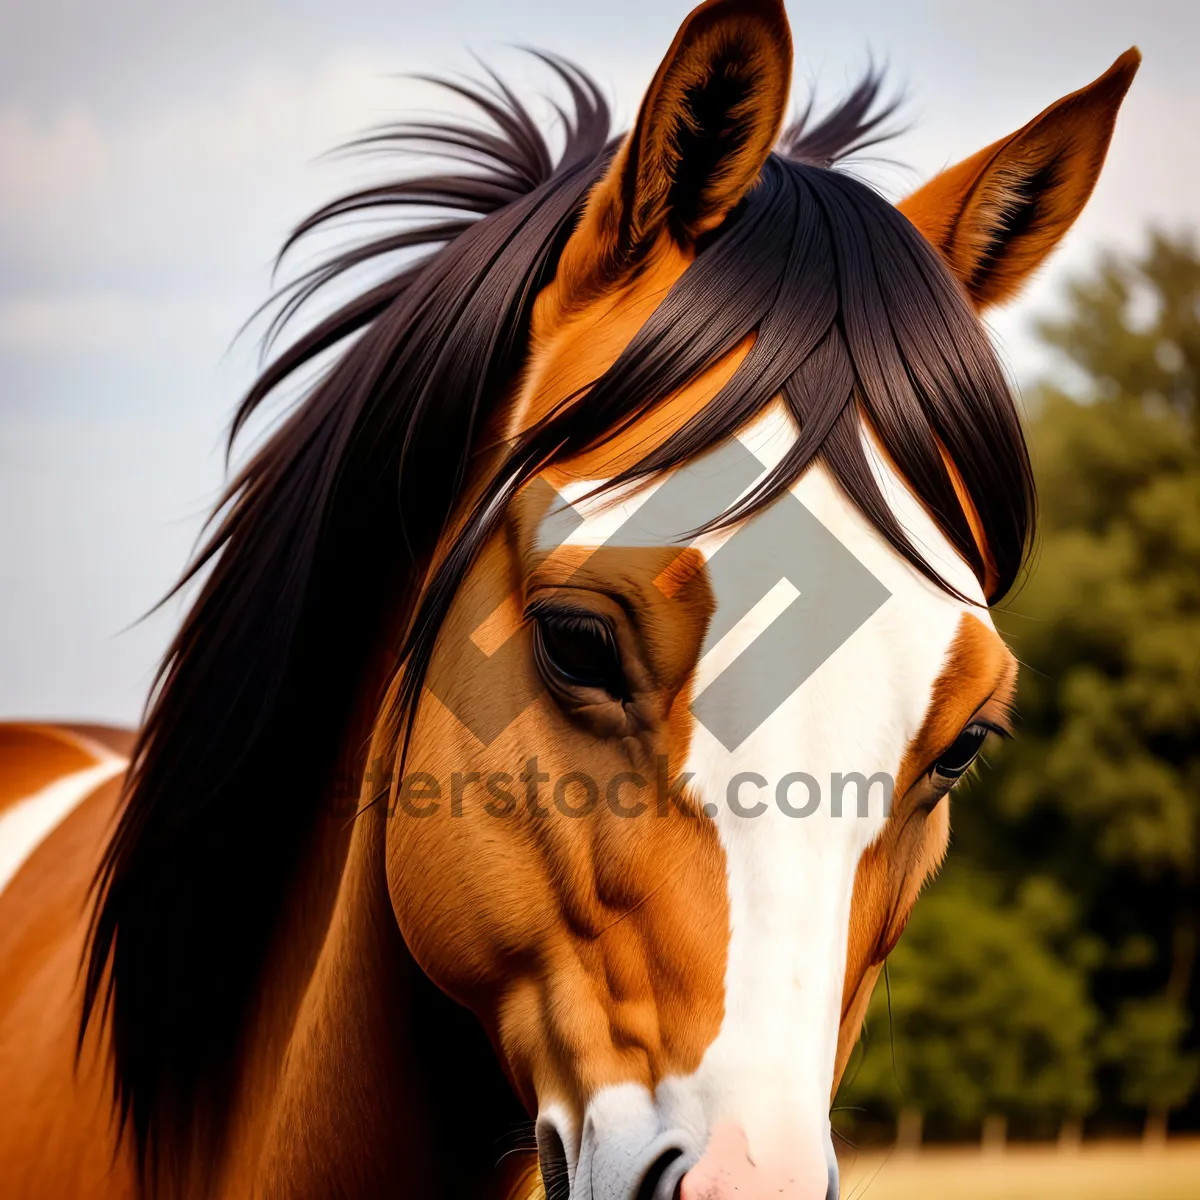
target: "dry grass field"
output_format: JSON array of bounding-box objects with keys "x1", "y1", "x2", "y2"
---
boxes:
[{"x1": 836, "y1": 1139, "x2": 1200, "y2": 1200}]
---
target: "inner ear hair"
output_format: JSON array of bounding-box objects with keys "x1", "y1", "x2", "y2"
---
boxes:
[
  {"x1": 613, "y1": 0, "x2": 793, "y2": 256},
  {"x1": 900, "y1": 47, "x2": 1140, "y2": 309}
]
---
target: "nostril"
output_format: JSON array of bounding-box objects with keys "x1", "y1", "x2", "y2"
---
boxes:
[
  {"x1": 636, "y1": 1146, "x2": 685, "y2": 1200},
  {"x1": 826, "y1": 1159, "x2": 840, "y2": 1200},
  {"x1": 536, "y1": 1120, "x2": 570, "y2": 1200}
]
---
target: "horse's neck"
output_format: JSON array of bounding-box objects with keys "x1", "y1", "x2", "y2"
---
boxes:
[
  {"x1": 233, "y1": 803, "x2": 434, "y2": 1195},
  {"x1": 205, "y1": 564, "x2": 532, "y2": 1197},
  {"x1": 221, "y1": 800, "x2": 530, "y2": 1198}
]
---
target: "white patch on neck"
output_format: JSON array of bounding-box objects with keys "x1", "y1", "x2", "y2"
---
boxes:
[{"x1": 0, "y1": 743, "x2": 126, "y2": 897}]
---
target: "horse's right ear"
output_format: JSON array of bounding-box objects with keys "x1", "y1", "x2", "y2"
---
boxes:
[
  {"x1": 573, "y1": 0, "x2": 792, "y2": 281},
  {"x1": 900, "y1": 49, "x2": 1140, "y2": 310}
]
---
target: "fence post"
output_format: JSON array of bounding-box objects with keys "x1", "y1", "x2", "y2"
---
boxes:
[
  {"x1": 981, "y1": 1113, "x2": 1007, "y2": 1156},
  {"x1": 896, "y1": 1108, "x2": 923, "y2": 1156},
  {"x1": 1058, "y1": 1115, "x2": 1082, "y2": 1153},
  {"x1": 1144, "y1": 1106, "x2": 1169, "y2": 1150}
]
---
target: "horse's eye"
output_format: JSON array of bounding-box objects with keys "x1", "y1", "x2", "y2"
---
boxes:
[
  {"x1": 933, "y1": 722, "x2": 990, "y2": 781},
  {"x1": 533, "y1": 610, "x2": 626, "y2": 696}
]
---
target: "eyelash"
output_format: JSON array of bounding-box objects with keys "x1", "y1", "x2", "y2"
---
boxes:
[
  {"x1": 931, "y1": 719, "x2": 1004, "y2": 782},
  {"x1": 529, "y1": 605, "x2": 627, "y2": 697}
]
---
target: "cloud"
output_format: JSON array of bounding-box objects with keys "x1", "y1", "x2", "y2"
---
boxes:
[
  {"x1": 0, "y1": 52, "x2": 612, "y2": 357},
  {"x1": 0, "y1": 57, "x2": 425, "y2": 293}
]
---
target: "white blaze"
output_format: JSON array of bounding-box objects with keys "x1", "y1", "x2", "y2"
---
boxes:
[{"x1": 536, "y1": 401, "x2": 993, "y2": 1189}]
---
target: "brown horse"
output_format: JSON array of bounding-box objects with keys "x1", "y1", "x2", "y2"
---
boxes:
[{"x1": 0, "y1": 3, "x2": 1137, "y2": 1197}]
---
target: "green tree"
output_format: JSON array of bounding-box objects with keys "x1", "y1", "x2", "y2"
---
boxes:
[
  {"x1": 841, "y1": 865, "x2": 1098, "y2": 1136},
  {"x1": 1102, "y1": 997, "x2": 1199, "y2": 1140},
  {"x1": 841, "y1": 231, "x2": 1200, "y2": 1140},
  {"x1": 991, "y1": 230, "x2": 1200, "y2": 1134}
]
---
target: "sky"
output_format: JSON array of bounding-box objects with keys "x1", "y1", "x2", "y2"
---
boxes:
[{"x1": 1, "y1": 0, "x2": 1198, "y2": 724}]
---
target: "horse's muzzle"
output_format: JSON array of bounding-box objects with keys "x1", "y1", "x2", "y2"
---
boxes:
[{"x1": 539, "y1": 1099, "x2": 839, "y2": 1200}]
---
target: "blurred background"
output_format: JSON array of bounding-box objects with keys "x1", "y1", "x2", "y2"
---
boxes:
[{"x1": 2, "y1": 1, "x2": 1198, "y2": 1196}]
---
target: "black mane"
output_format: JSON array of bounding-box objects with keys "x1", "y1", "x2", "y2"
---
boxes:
[{"x1": 83, "y1": 55, "x2": 1032, "y2": 1183}]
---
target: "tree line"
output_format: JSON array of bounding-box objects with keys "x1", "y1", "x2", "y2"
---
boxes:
[{"x1": 839, "y1": 231, "x2": 1200, "y2": 1145}]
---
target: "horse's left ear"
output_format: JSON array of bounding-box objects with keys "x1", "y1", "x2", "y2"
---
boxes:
[
  {"x1": 900, "y1": 48, "x2": 1140, "y2": 309},
  {"x1": 584, "y1": 0, "x2": 792, "y2": 272}
]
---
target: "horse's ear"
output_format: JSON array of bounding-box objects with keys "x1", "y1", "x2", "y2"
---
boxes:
[
  {"x1": 899, "y1": 48, "x2": 1140, "y2": 309},
  {"x1": 589, "y1": 0, "x2": 792, "y2": 268}
]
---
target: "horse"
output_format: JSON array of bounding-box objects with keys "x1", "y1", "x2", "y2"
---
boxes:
[{"x1": 0, "y1": 2, "x2": 1138, "y2": 1196}]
